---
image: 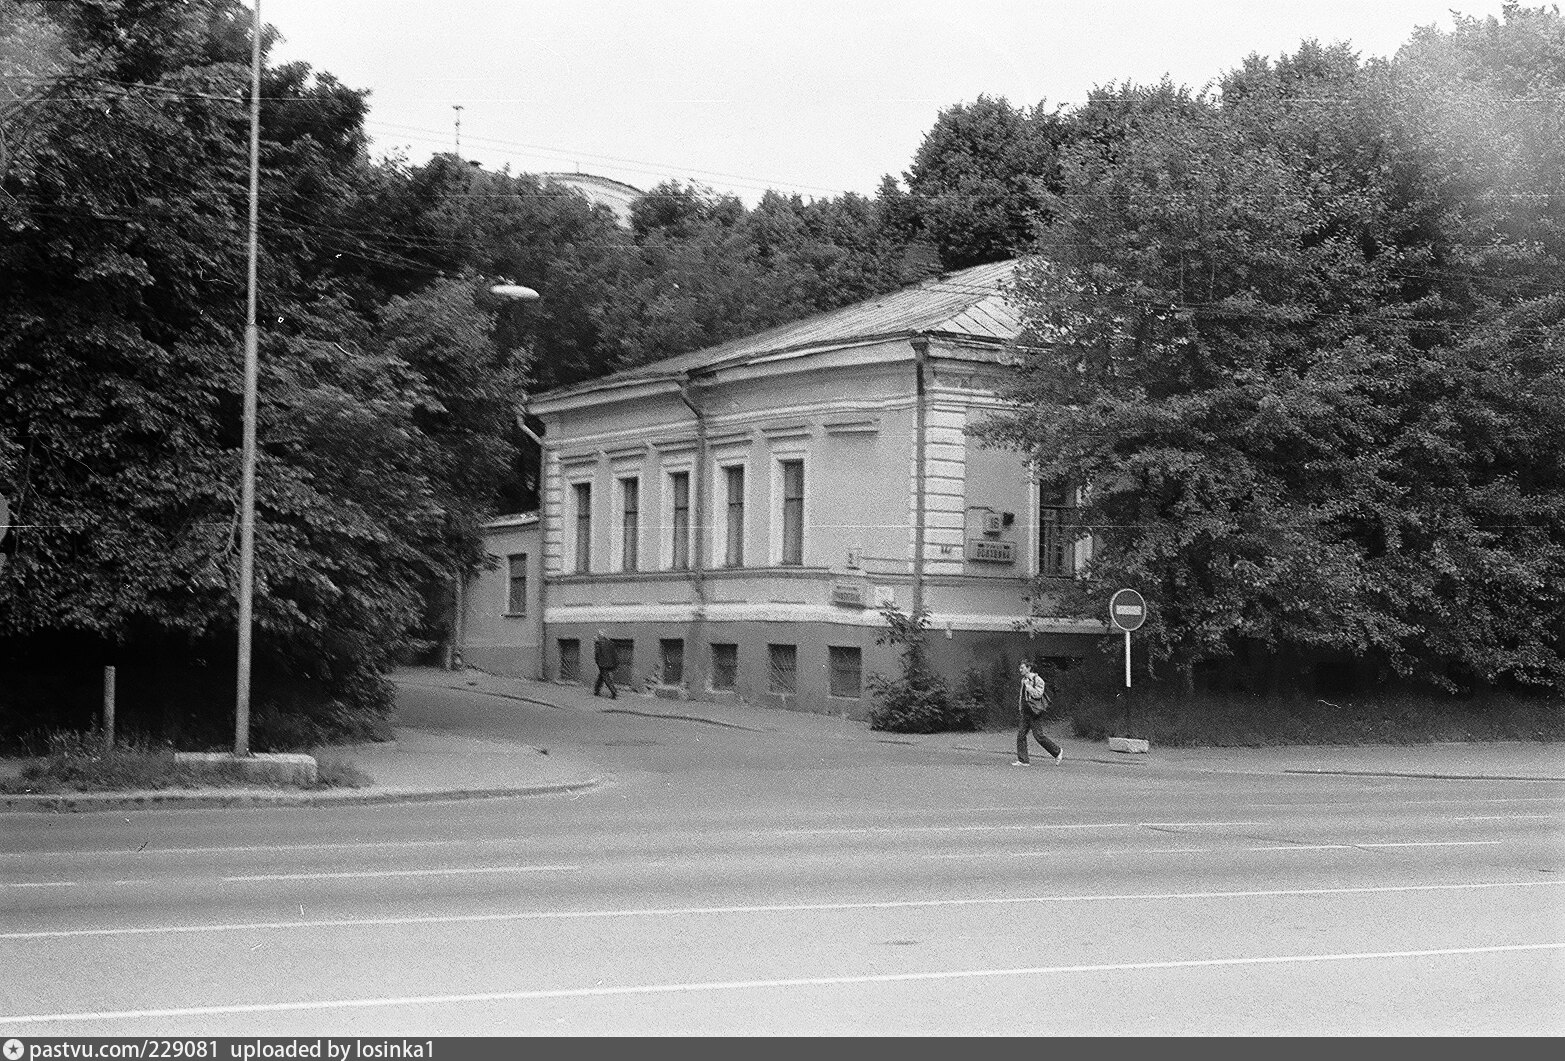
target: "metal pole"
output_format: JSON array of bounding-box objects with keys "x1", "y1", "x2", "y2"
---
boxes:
[
  {"x1": 235, "y1": 0, "x2": 262, "y2": 758},
  {"x1": 1124, "y1": 629, "x2": 1131, "y2": 689},
  {"x1": 102, "y1": 665, "x2": 116, "y2": 754}
]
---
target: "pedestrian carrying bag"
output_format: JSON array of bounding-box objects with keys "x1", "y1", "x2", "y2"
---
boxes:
[{"x1": 1022, "y1": 673, "x2": 1050, "y2": 718}]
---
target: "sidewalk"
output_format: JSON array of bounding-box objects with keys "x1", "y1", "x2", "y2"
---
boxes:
[
  {"x1": 412, "y1": 667, "x2": 1565, "y2": 783},
  {"x1": 2, "y1": 667, "x2": 1560, "y2": 812},
  {"x1": 0, "y1": 710, "x2": 599, "y2": 813}
]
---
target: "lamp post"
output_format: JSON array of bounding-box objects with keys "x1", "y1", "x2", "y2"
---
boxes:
[
  {"x1": 233, "y1": 0, "x2": 263, "y2": 757},
  {"x1": 438, "y1": 282, "x2": 542, "y2": 671}
]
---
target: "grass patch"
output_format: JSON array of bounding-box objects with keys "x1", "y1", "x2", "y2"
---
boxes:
[{"x1": 0, "y1": 731, "x2": 373, "y2": 794}]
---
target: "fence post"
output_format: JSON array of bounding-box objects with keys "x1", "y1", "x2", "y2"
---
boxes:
[{"x1": 102, "y1": 665, "x2": 116, "y2": 754}]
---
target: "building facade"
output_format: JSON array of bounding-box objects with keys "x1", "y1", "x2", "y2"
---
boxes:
[{"x1": 460, "y1": 260, "x2": 1107, "y2": 717}]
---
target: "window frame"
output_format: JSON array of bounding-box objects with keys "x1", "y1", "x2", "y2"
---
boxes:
[
  {"x1": 505, "y1": 553, "x2": 528, "y2": 616},
  {"x1": 767, "y1": 643, "x2": 798, "y2": 694},
  {"x1": 1037, "y1": 479, "x2": 1079, "y2": 579},
  {"x1": 570, "y1": 480, "x2": 592, "y2": 574},
  {"x1": 617, "y1": 475, "x2": 640, "y2": 573},
  {"x1": 668, "y1": 468, "x2": 691, "y2": 571},
  {"x1": 720, "y1": 463, "x2": 746, "y2": 569},
  {"x1": 778, "y1": 458, "x2": 805, "y2": 566},
  {"x1": 827, "y1": 645, "x2": 862, "y2": 699},
  {"x1": 709, "y1": 643, "x2": 739, "y2": 691}
]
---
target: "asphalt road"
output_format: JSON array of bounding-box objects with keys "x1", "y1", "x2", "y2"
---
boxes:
[{"x1": 2, "y1": 683, "x2": 1561, "y2": 1036}]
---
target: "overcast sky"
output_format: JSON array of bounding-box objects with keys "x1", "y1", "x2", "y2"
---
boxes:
[{"x1": 263, "y1": 1, "x2": 1513, "y2": 205}]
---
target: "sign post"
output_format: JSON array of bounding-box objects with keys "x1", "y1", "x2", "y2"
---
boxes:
[{"x1": 1107, "y1": 588, "x2": 1148, "y2": 753}]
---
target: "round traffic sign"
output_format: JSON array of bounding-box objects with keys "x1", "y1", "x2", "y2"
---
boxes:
[{"x1": 1109, "y1": 588, "x2": 1147, "y2": 632}]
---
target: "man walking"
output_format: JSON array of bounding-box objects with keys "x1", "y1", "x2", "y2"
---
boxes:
[
  {"x1": 1014, "y1": 661, "x2": 1063, "y2": 765},
  {"x1": 592, "y1": 630, "x2": 619, "y2": 699}
]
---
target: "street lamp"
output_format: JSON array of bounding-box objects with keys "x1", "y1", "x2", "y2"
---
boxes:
[
  {"x1": 490, "y1": 283, "x2": 540, "y2": 301},
  {"x1": 442, "y1": 281, "x2": 541, "y2": 670},
  {"x1": 234, "y1": 0, "x2": 263, "y2": 757}
]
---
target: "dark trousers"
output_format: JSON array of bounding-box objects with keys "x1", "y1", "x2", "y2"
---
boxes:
[
  {"x1": 1016, "y1": 712, "x2": 1060, "y2": 762},
  {"x1": 593, "y1": 667, "x2": 617, "y2": 698}
]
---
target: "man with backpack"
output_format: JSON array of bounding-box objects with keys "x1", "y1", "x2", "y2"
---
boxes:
[{"x1": 1014, "y1": 661, "x2": 1064, "y2": 765}]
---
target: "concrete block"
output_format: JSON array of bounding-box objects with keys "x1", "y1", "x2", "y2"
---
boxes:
[
  {"x1": 1107, "y1": 736, "x2": 1150, "y2": 754},
  {"x1": 175, "y1": 752, "x2": 318, "y2": 786}
]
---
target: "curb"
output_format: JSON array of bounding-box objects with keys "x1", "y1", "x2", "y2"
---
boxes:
[
  {"x1": 1283, "y1": 769, "x2": 1565, "y2": 783},
  {"x1": 0, "y1": 777, "x2": 603, "y2": 813}
]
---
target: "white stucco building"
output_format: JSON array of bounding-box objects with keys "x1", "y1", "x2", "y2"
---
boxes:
[{"x1": 459, "y1": 260, "x2": 1106, "y2": 716}]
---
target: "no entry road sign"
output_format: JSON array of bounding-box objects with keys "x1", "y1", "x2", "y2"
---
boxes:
[{"x1": 1109, "y1": 588, "x2": 1147, "y2": 632}]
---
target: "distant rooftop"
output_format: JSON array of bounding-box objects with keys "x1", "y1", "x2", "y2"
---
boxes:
[
  {"x1": 540, "y1": 173, "x2": 643, "y2": 226},
  {"x1": 534, "y1": 259, "x2": 1021, "y2": 405}
]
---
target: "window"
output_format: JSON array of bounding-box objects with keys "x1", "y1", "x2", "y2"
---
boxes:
[
  {"x1": 768, "y1": 643, "x2": 797, "y2": 694},
  {"x1": 828, "y1": 646, "x2": 862, "y2": 698},
  {"x1": 620, "y1": 477, "x2": 639, "y2": 572},
  {"x1": 780, "y1": 459, "x2": 804, "y2": 565},
  {"x1": 612, "y1": 639, "x2": 635, "y2": 683},
  {"x1": 572, "y1": 482, "x2": 592, "y2": 574},
  {"x1": 670, "y1": 471, "x2": 690, "y2": 571},
  {"x1": 710, "y1": 643, "x2": 738, "y2": 690},
  {"x1": 723, "y1": 465, "x2": 745, "y2": 567},
  {"x1": 1039, "y1": 481, "x2": 1076, "y2": 578},
  {"x1": 558, "y1": 639, "x2": 581, "y2": 683},
  {"x1": 659, "y1": 638, "x2": 684, "y2": 685},
  {"x1": 506, "y1": 553, "x2": 528, "y2": 615}
]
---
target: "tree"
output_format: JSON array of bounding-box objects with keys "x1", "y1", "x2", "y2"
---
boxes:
[
  {"x1": 904, "y1": 94, "x2": 1072, "y2": 270},
  {"x1": 976, "y1": 26, "x2": 1565, "y2": 696}
]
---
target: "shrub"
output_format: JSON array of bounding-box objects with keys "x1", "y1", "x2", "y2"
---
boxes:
[{"x1": 868, "y1": 606, "x2": 978, "y2": 733}]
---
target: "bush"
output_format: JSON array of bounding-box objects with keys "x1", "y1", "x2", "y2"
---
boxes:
[{"x1": 868, "y1": 606, "x2": 978, "y2": 733}]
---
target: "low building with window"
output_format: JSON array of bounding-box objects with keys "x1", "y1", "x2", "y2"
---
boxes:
[{"x1": 460, "y1": 260, "x2": 1106, "y2": 715}]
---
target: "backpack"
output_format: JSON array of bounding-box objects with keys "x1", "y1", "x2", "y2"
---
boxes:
[{"x1": 1021, "y1": 673, "x2": 1050, "y2": 717}]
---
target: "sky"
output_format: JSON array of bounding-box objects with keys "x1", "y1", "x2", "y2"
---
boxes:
[{"x1": 262, "y1": 0, "x2": 1516, "y2": 206}]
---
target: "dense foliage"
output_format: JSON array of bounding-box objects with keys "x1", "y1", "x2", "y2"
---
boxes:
[
  {"x1": 975, "y1": 6, "x2": 1565, "y2": 698},
  {"x1": 0, "y1": 0, "x2": 980, "y2": 747},
  {"x1": 6, "y1": 0, "x2": 1560, "y2": 747}
]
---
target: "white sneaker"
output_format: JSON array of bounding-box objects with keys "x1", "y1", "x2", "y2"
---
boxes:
[
  {"x1": 1053, "y1": 749, "x2": 1064, "y2": 763},
  {"x1": 1011, "y1": 760, "x2": 1031, "y2": 767}
]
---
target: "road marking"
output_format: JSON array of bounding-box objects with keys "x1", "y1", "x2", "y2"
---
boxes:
[
  {"x1": 3, "y1": 941, "x2": 1561, "y2": 1026},
  {"x1": 1452, "y1": 814, "x2": 1559, "y2": 821},
  {"x1": 4, "y1": 880, "x2": 1559, "y2": 942},
  {"x1": 775, "y1": 821, "x2": 1266, "y2": 836},
  {"x1": 2, "y1": 882, "x2": 76, "y2": 889},
  {"x1": 0, "y1": 839, "x2": 498, "y2": 859},
  {"x1": 220, "y1": 865, "x2": 578, "y2": 883}
]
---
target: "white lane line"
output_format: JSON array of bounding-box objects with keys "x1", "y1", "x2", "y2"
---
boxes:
[
  {"x1": 4, "y1": 941, "x2": 1561, "y2": 1026},
  {"x1": 4, "y1": 880, "x2": 1559, "y2": 942},
  {"x1": 220, "y1": 865, "x2": 578, "y2": 883},
  {"x1": 3, "y1": 882, "x2": 77, "y2": 889},
  {"x1": 1452, "y1": 814, "x2": 1560, "y2": 821},
  {"x1": 1364, "y1": 841, "x2": 1506, "y2": 848},
  {"x1": 0, "y1": 839, "x2": 481, "y2": 859},
  {"x1": 775, "y1": 821, "x2": 1266, "y2": 836}
]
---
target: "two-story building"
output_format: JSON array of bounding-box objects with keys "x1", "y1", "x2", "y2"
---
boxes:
[{"x1": 458, "y1": 259, "x2": 1106, "y2": 716}]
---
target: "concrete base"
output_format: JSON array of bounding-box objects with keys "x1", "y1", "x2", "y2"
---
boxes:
[
  {"x1": 1107, "y1": 736, "x2": 1150, "y2": 754},
  {"x1": 175, "y1": 752, "x2": 318, "y2": 786}
]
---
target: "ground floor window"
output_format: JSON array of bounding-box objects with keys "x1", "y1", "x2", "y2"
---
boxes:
[
  {"x1": 660, "y1": 638, "x2": 685, "y2": 685},
  {"x1": 710, "y1": 643, "x2": 738, "y2": 690},
  {"x1": 612, "y1": 639, "x2": 635, "y2": 684},
  {"x1": 558, "y1": 639, "x2": 581, "y2": 683},
  {"x1": 768, "y1": 643, "x2": 797, "y2": 693},
  {"x1": 828, "y1": 646, "x2": 862, "y2": 698}
]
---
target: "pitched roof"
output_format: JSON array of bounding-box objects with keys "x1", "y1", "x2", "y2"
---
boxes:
[{"x1": 537, "y1": 259, "x2": 1021, "y2": 402}]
